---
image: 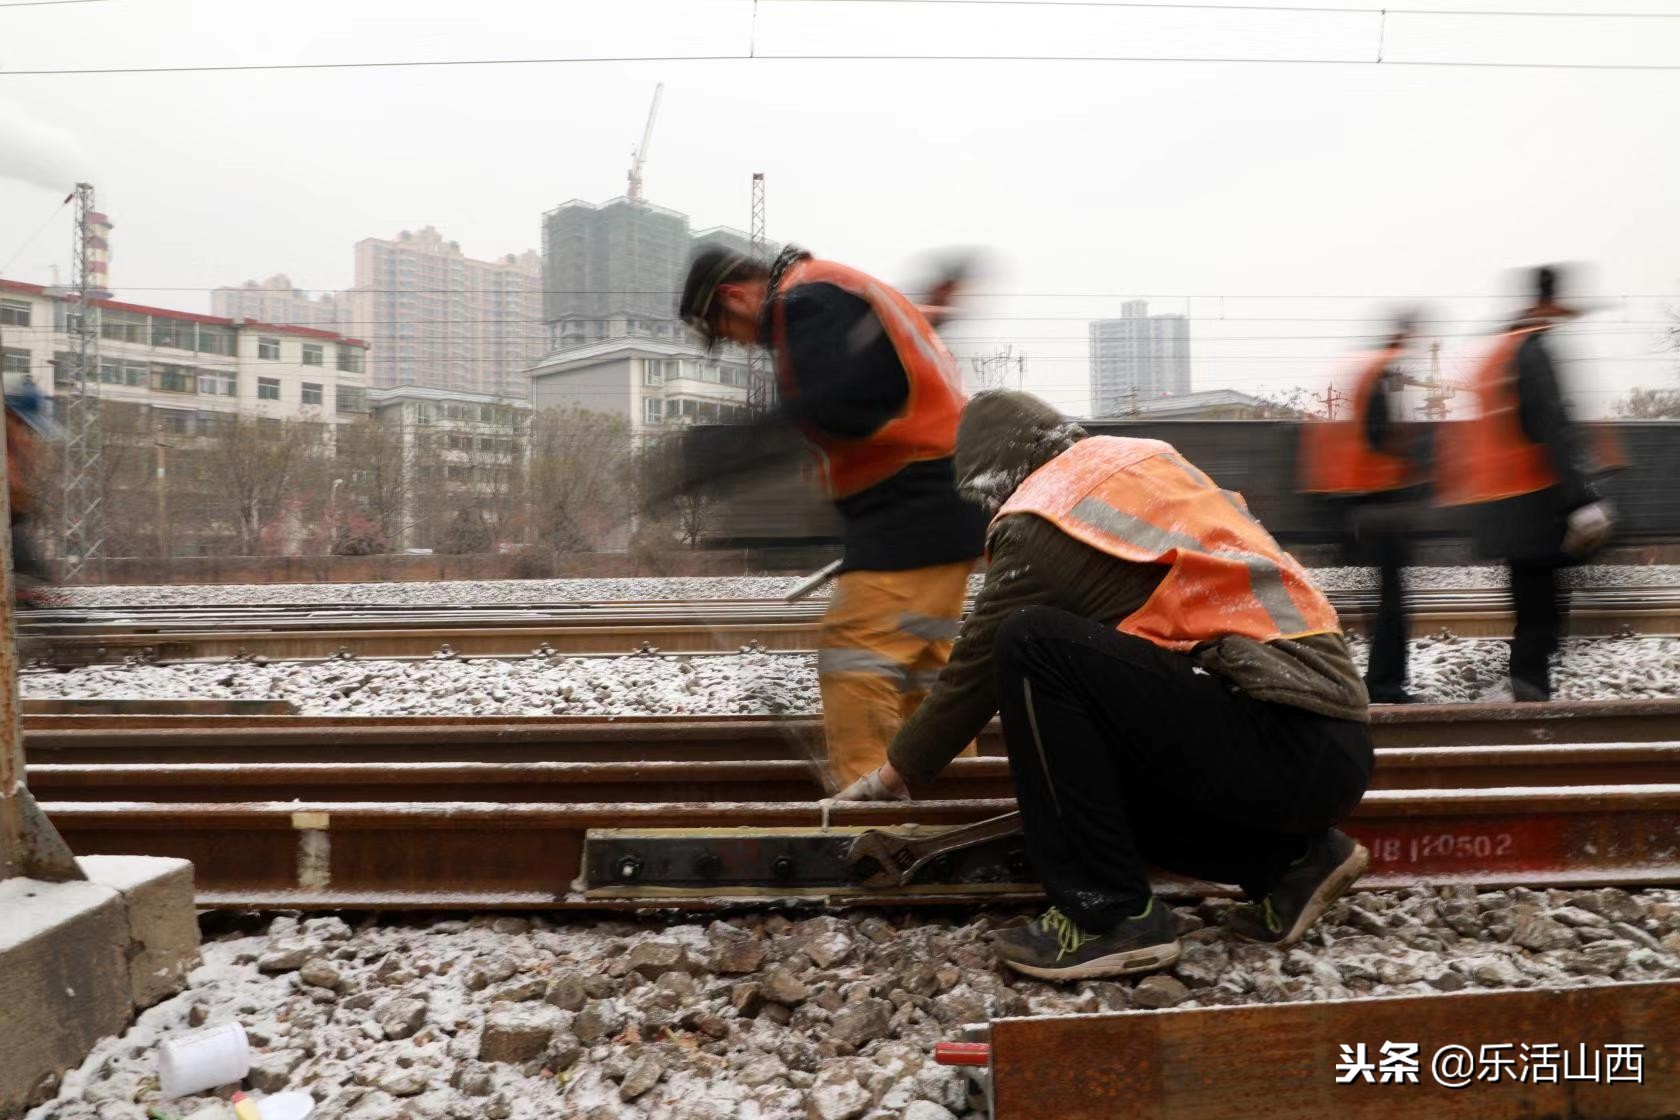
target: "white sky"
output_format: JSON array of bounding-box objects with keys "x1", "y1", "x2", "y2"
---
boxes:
[{"x1": 1, "y1": 0, "x2": 1677, "y2": 417}]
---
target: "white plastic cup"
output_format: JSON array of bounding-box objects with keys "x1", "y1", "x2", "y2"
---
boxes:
[
  {"x1": 158, "y1": 1021, "x2": 250, "y2": 1098},
  {"x1": 258, "y1": 1091, "x2": 316, "y2": 1120}
]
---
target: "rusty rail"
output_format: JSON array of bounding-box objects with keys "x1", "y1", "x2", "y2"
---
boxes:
[
  {"x1": 39, "y1": 782, "x2": 1680, "y2": 910},
  {"x1": 26, "y1": 744, "x2": 1680, "y2": 804},
  {"x1": 21, "y1": 699, "x2": 1680, "y2": 767},
  {"x1": 24, "y1": 698, "x2": 1680, "y2": 909},
  {"x1": 23, "y1": 584, "x2": 1680, "y2": 661}
]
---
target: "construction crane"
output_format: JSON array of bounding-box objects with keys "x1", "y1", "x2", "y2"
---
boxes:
[
  {"x1": 1405, "y1": 341, "x2": 1473, "y2": 421},
  {"x1": 626, "y1": 83, "x2": 664, "y2": 203}
]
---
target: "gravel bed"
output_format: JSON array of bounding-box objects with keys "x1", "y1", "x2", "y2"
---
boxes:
[
  {"x1": 21, "y1": 636, "x2": 1680, "y2": 714},
  {"x1": 29, "y1": 889, "x2": 1680, "y2": 1120},
  {"x1": 55, "y1": 565, "x2": 1680, "y2": 610},
  {"x1": 1310, "y1": 565, "x2": 1680, "y2": 592},
  {"x1": 59, "y1": 578, "x2": 816, "y2": 610},
  {"x1": 21, "y1": 652, "x2": 818, "y2": 719}
]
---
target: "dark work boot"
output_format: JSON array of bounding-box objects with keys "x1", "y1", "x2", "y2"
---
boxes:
[
  {"x1": 1512, "y1": 678, "x2": 1551, "y2": 702},
  {"x1": 993, "y1": 898, "x2": 1181, "y2": 981},
  {"x1": 1227, "y1": 830, "x2": 1369, "y2": 945}
]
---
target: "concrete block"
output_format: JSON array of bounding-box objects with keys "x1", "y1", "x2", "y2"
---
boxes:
[
  {"x1": 80, "y1": 855, "x2": 200, "y2": 1009},
  {"x1": 0, "y1": 877, "x2": 132, "y2": 1120}
]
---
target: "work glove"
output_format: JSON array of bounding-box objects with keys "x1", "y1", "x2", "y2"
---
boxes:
[
  {"x1": 834, "y1": 765, "x2": 912, "y2": 803},
  {"x1": 1562, "y1": 500, "x2": 1614, "y2": 558}
]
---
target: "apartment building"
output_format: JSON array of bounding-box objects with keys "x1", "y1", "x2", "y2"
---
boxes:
[
  {"x1": 1088, "y1": 300, "x2": 1193, "y2": 417},
  {"x1": 526, "y1": 337, "x2": 752, "y2": 438},
  {"x1": 348, "y1": 228, "x2": 544, "y2": 399},
  {"x1": 0, "y1": 278, "x2": 371, "y2": 437},
  {"x1": 365, "y1": 385, "x2": 530, "y2": 550},
  {"x1": 212, "y1": 274, "x2": 348, "y2": 331}
]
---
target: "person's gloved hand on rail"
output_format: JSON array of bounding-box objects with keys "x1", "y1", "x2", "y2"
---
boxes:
[{"x1": 834, "y1": 761, "x2": 912, "y2": 802}]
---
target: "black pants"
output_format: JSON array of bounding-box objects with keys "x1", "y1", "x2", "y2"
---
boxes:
[
  {"x1": 1509, "y1": 562, "x2": 1569, "y2": 696},
  {"x1": 1363, "y1": 528, "x2": 1409, "y2": 697},
  {"x1": 994, "y1": 606, "x2": 1373, "y2": 931}
]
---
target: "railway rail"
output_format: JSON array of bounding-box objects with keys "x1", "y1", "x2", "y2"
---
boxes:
[
  {"x1": 29, "y1": 699, "x2": 1680, "y2": 911},
  {"x1": 19, "y1": 585, "x2": 1680, "y2": 662}
]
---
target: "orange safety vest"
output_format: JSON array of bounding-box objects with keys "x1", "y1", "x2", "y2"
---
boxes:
[
  {"x1": 995, "y1": 436, "x2": 1341, "y2": 652},
  {"x1": 771, "y1": 258, "x2": 967, "y2": 499},
  {"x1": 1436, "y1": 327, "x2": 1559, "y2": 506},
  {"x1": 1297, "y1": 348, "x2": 1415, "y2": 495}
]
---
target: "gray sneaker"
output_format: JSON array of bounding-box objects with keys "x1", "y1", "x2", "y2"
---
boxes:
[
  {"x1": 1228, "y1": 830, "x2": 1369, "y2": 945},
  {"x1": 994, "y1": 899, "x2": 1181, "y2": 981}
]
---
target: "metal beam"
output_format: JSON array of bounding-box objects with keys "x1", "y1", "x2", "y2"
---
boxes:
[{"x1": 58, "y1": 182, "x2": 105, "y2": 582}]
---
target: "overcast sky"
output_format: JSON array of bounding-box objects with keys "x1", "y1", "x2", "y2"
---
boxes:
[{"x1": 2, "y1": 0, "x2": 1676, "y2": 416}]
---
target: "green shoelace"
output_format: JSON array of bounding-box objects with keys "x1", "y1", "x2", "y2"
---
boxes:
[
  {"x1": 1040, "y1": 906, "x2": 1101, "y2": 960},
  {"x1": 1262, "y1": 897, "x2": 1284, "y2": 934}
]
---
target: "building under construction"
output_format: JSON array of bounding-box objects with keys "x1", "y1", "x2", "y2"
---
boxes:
[{"x1": 541, "y1": 197, "x2": 694, "y2": 351}]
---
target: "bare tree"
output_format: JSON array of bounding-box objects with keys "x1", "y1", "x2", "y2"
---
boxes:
[
  {"x1": 525, "y1": 406, "x2": 635, "y2": 553},
  {"x1": 636, "y1": 430, "x2": 720, "y2": 548},
  {"x1": 1612, "y1": 387, "x2": 1680, "y2": 419},
  {"x1": 199, "y1": 415, "x2": 322, "y2": 554},
  {"x1": 1233, "y1": 386, "x2": 1318, "y2": 420},
  {"x1": 333, "y1": 416, "x2": 412, "y2": 552}
]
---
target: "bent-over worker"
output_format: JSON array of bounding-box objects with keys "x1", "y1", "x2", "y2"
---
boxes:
[{"x1": 840, "y1": 391, "x2": 1373, "y2": 981}]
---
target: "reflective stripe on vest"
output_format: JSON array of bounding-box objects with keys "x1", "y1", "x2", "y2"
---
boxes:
[
  {"x1": 1435, "y1": 327, "x2": 1558, "y2": 506},
  {"x1": 772, "y1": 258, "x2": 968, "y2": 498},
  {"x1": 1297, "y1": 349, "x2": 1414, "y2": 494},
  {"x1": 994, "y1": 436, "x2": 1340, "y2": 652}
]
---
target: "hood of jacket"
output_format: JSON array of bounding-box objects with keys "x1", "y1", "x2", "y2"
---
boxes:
[{"x1": 953, "y1": 390, "x2": 1087, "y2": 515}]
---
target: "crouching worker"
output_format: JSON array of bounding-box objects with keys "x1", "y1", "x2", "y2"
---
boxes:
[{"x1": 837, "y1": 391, "x2": 1373, "y2": 980}]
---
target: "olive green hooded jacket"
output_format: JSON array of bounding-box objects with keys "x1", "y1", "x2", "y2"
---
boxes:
[{"x1": 886, "y1": 391, "x2": 1370, "y2": 786}]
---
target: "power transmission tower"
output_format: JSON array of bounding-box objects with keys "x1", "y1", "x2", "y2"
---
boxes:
[
  {"x1": 59, "y1": 183, "x2": 107, "y2": 581},
  {"x1": 1419, "y1": 340, "x2": 1454, "y2": 421},
  {"x1": 969, "y1": 345, "x2": 1025, "y2": 392},
  {"x1": 1314, "y1": 383, "x2": 1347, "y2": 420},
  {"x1": 745, "y1": 172, "x2": 775, "y2": 416}
]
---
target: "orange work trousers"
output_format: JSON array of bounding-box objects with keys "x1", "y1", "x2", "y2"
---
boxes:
[{"x1": 818, "y1": 558, "x2": 976, "y2": 789}]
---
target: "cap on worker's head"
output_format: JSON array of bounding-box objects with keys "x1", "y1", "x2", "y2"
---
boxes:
[
  {"x1": 1390, "y1": 304, "x2": 1423, "y2": 336},
  {"x1": 954, "y1": 390, "x2": 1086, "y2": 514},
  {"x1": 679, "y1": 247, "x2": 755, "y2": 346},
  {"x1": 1525, "y1": 262, "x2": 1596, "y2": 321},
  {"x1": 4, "y1": 376, "x2": 54, "y2": 436}
]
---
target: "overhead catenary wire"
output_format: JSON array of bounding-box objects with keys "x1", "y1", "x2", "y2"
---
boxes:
[
  {"x1": 6, "y1": 51, "x2": 1680, "y2": 77},
  {"x1": 778, "y1": 0, "x2": 1680, "y2": 17},
  {"x1": 66, "y1": 286, "x2": 1680, "y2": 300},
  {"x1": 0, "y1": 195, "x2": 73, "y2": 275}
]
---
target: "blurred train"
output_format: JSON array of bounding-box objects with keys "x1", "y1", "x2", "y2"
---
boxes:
[{"x1": 680, "y1": 419, "x2": 1680, "y2": 555}]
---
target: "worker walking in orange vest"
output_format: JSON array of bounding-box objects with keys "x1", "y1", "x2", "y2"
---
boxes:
[
  {"x1": 839, "y1": 391, "x2": 1372, "y2": 980},
  {"x1": 678, "y1": 246, "x2": 987, "y2": 790},
  {"x1": 1298, "y1": 312, "x2": 1425, "y2": 702},
  {"x1": 1442, "y1": 267, "x2": 1615, "y2": 701},
  {"x1": 5, "y1": 376, "x2": 54, "y2": 604}
]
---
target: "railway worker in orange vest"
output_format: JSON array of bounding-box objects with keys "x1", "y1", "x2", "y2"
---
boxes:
[
  {"x1": 838, "y1": 391, "x2": 1373, "y2": 980},
  {"x1": 5, "y1": 376, "x2": 54, "y2": 603},
  {"x1": 1298, "y1": 311, "x2": 1425, "y2": 703},
  {"x1": 678, "y1": 245, "x2": 988, "y2": 791},
  {"x1": 1444, "y1": 266, "x2": 1615, "y2": 701}
]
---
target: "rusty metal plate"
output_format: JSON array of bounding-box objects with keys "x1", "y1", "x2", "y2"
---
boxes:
[{"x1": 989, "y1": 980, "x2": 1680, "y2": 1120}]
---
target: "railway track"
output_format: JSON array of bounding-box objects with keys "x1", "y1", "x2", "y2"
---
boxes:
[
  {"x1": 30, "y1": 699, "x2": 1680, "y2": 910},
  {"x1": 21, "y1": 585, "x2": 1680, "y2": 662}
]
